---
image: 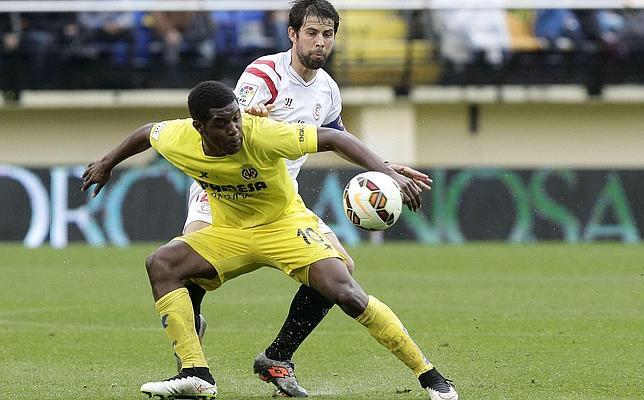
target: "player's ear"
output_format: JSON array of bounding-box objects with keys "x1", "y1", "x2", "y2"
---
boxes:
[
  {"x1": 192, "y1": 120, "x2": 203, "y2": 134},
  {"x1": 288, "y1": 26, "x2": 297, "y2": 44}
]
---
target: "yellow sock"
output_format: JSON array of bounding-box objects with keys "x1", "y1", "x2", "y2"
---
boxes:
[
  {"x1": 356, "y1": 295, "x2": 433, "y2": 376},
  {"x1": 155, "y1": 288, "x2": 208, "y2": 368}
]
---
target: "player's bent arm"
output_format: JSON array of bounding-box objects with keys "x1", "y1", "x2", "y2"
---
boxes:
[
  {"x1": 81, "y1": 123, "x2": 154, "y2": 197},
  {"x1": 316, "y1": 127, "x2": 423, "y2": 211}
]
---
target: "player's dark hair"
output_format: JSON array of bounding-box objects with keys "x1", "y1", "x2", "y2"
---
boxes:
[
  {"x1": 188, "y1": 80, "x2": 238, "y2": 122},
  {"x1": 289, "y1": 0, "x2": 340, "y2": 33}
]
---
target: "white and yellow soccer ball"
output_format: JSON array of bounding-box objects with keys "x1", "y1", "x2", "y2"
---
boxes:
[{"x1": 343, "y1": 171, "x2": 403, "y2": 231}]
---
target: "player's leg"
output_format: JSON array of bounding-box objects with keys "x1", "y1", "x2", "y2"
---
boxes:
[
  {"x1": 183, "y1": 219, "x2": 210, "y2": 330},
  {"x1": 307, "y1": 258, "x2": 458, "y2": 400},
  {"x1": 181, "y1": 184, "x2": 211, "y2": 349},
  {"x1": 254, "y1": 220, "x2": 352, "y2": 397},
  {"x1": 185, "y1": 280, "x2": 208, "y2": 343},
  {"x1": 261, "y1": 284, "x2": 333, "y2": 362},
  {"x1": 259, "y1": 220, "x2": 353, "y2": 361},
  {"x1": 323, "y1": 230, "x2": 355, "y2": 274},
  {"x1": 140, "y1": 240, "x2": 218, "y2": 398},
  {"x1": 253, "y1": 283, "x2": 331, "y2": 397},
  {"x1": 177, "y1": 279, "x2": 207, "y2": 372},
  {"x1": 177, "y1": 217, "x2": 210, "y2": 371}
]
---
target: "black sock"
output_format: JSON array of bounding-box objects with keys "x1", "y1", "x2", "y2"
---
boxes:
[
  {"x1": 418, "y1": 368, "x2": 450, "y2": 391},
  {"x1": 181, "y1": 366, "x2": 216, "y2": 385},
  {"x1": 186, "y1": 282, "x2": 207, "y2": 331},
  {"x1": 264, "y1": 284, "x2": 334, "y2": 361}
]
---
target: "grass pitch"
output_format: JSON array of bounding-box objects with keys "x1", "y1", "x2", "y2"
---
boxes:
[{"x1": 0, "y1": 243, "x2": 641, "y2": 399}]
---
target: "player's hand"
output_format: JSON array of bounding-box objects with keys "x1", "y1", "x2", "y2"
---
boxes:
[
  {"x1": 80, "y1": 159, "x2": 112, "y2": 197},
  {"x1": 388, "y1": 163, "x2": 432, "y2": 191},
  {"x1": 244, "y1": 103, "x2": 274, "y2": 117},
  {"x1": 389, "y1": 173, "x2": 422, "y2": 212}
]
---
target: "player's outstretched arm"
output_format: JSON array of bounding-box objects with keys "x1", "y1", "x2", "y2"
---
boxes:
[
  {"x1": 81, "y1": 123, "x2": 154, "y2": 197},
  {"x1": 317, "y1": 127, "x2": 423, "y2": 211}
]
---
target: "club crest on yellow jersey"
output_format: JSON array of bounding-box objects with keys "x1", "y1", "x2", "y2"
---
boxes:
[{"x1": 241, "y1": 165, "x2": 259, "y2": 181}]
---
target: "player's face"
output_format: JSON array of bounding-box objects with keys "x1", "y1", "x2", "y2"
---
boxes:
[
  {"x1": 194, "y1": 101, "x2": 244, "y2": 156},
  {"x1": 290, "y1": 15, "x2": 335, "y2": 70}
]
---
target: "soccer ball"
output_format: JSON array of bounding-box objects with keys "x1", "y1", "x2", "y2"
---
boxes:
[{"x1": 343, "y1": 171, "x2": 403, "y2": 231}]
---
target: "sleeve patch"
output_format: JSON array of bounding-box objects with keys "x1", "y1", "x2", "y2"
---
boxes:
[
  {"x1": 151, "y1": 122, "x2": 166, "y2": 141},
  {"x1": 322, "y1": 116, "x2": 344, "y2": 131},
  {"x1": 237, "y1": 83, "x2": 259, "y2": 107}
]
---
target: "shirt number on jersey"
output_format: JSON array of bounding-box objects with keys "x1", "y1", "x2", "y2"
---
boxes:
[{"x1": 296, "y1": 227, "x2": 331, "y2": 249}]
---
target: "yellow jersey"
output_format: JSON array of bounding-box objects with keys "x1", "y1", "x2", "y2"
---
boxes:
[{"x1": 149, "y1": 115, "x2": 318, "y2": 229}]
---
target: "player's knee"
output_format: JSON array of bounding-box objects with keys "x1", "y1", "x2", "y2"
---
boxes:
[
  {"x1": 335, "y1": 285, "x2": 368, "y2": 318},
  {"x1": 145, "y1": 248, "x2": 179, "y2": 283},
  {"x1": 344, "y1": 256, "x2": 356, "y2": 275}
]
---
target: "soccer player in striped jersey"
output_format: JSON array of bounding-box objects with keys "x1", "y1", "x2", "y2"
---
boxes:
[{"x1": 180, "y1": 1, "x2": 445, "y2": 398}]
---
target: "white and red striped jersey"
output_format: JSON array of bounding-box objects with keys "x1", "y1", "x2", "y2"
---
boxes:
[{"x1": 234, "y1": 50, "x2": 343, "y2": 193}]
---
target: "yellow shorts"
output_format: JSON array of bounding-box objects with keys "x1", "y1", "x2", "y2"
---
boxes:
[{"x1": 175, "y1": 210, "x2": 345, "y2": 291}]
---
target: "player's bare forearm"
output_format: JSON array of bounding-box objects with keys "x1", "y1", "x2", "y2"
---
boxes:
[
  {"x1": 81, "y1": 124, "x2": 153, "y2": 197},
  {"x1": 317, "y1": 127, "x2": 392, "y2": 173},
  {"x1": 316, "y1": 127, "x2": 423, "y2": 210},
  {"x1": 100, "y1": 124, "x2": 153, "y2": 168}
]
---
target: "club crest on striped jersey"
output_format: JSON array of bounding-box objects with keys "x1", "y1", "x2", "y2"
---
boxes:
[
  {"x1": 237, "y1": 83, "x2": 258, "y2": 107},
  {"x1": 313, "y1": 103, "x2": 322, "y2": 120},
  {"x1": 241, "y1": 164, "x2": 259, "y2": 181},
  {"x1": 197, "y1": 191, "x2": 210, "y2": 213}
]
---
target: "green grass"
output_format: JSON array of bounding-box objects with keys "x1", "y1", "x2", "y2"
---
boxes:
[{"x1": 0, "y1": 243, "x2": 642, "y2": 399}]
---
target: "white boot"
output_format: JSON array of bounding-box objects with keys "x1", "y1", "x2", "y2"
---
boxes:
[{"x1": 140, "y1": 371, "x2": 217, "y2": 399}]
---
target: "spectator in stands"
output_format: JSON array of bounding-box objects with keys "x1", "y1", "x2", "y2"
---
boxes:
[
  {"x1": 534, "y1": 9, "x2": 585, "y2": 51},
  {"x1": 234, "y1": 11, "x2": 271, "y2": 54},
  {"x1": 266, "y1": 10, "x2": 290, "y2": 51},
  {"x1": 209, "y1": 11, "x2": 272, "y2": 60},
  {"x1": 0, "y1": 13, "x2": 20, "y2": 54},
  {"x1": 620, "y1": 8, "x2": 644, "y2": 52},
  {"x1": 575, "y1": 9, "x2": 627, "y2": 56},
  {"x1": 149, "y1": 12, "x2": 215, "y2": 68},
  {"x1": 431, "y1": 8, "x2": 510, "y2": 69},
  {"x1": 1, "y1": 13, "x2": 21, "y2": 98},
  {"x1": 404, "y1": 9, "x2": 437, "y2": 42},
  {"x1": 76, "y1": 12, "x2": 136, "y2": 66},
  {"x1": 575, "y1": 9, "x2": 628, "y2": 94},
  {"x1": 0, "y1": 12, "x2": 79, "y2": 92}
]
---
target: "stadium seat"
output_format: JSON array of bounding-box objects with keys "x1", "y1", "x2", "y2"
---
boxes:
[
  {"x1": 132, "y1": 11, "x2": 154, "y2": 66},
  {"x1": 340, "y1": 10, "x2": 407, "y2": 39},
  {"x1": 506, "y1": 11, "x2": 544, "y2": 52},
  {"x1": 333, "y1": 10, "x2": 439, "y2": 86},
  {"x1": 212, "y1": 11, "x2": 270, "y2": 58}
]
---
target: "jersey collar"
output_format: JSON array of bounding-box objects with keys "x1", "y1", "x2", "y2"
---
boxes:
[{"x1": 287, "y1": 49, "x2": 319, "y2": 87}]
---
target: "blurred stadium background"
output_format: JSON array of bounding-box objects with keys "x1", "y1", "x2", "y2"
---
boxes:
[
  {"x1": 0, "y1": 1, "x2": 642, "y2": 399},
  {"x1": 2, "y1": 0, "x2": 644, "y2": 246}
]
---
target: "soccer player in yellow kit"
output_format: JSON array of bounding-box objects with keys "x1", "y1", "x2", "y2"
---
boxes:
[{"x1": 81, "y1": 81, "x2": 458, "y2": 400}]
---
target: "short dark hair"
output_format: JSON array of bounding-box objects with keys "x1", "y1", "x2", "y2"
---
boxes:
[
  {"x1": 289, "y1": 0, "x2": 340, "y2": 33},
  {"x1": 188, "y1": 80, "x2": 238, "y2": 122}
]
